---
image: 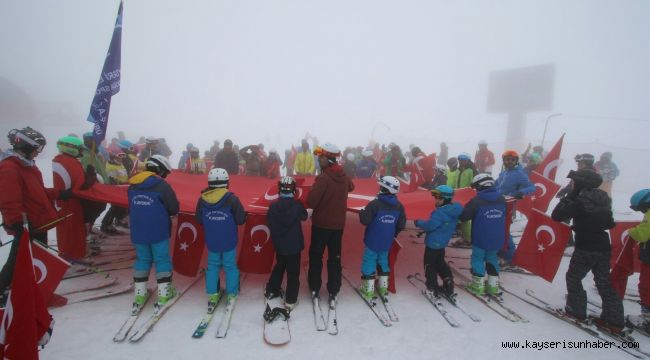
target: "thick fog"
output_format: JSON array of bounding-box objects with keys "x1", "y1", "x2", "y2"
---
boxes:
[{"x1": 1, "y1": 0, "x2": 648, "y2": 199}]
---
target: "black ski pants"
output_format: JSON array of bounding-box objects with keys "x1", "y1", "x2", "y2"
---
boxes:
[
  {"x1": 308, "y1": 226, "x2": 343, "y2": 297},
  {"x1": 423, "y1": 247, "x2": 452, "y2": 291},
  {"x1": 565, "y1": 248, "x2": 624, "y2": 328},
  {"x1": 266, "y1": 252, "x2": 301, "y2": 305}
]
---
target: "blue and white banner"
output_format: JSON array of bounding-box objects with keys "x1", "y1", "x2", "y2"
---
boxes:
[{"x1": 87, "y1": 1, "x2": 122, "y2": 145}]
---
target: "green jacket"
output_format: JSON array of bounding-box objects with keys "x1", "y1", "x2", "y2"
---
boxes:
[
  {"x1": 630, "y1": 212, "x2": 650, "y2": 244},
  {"x1": 446, "y1": 169, "x2": 460, "y2": 189},
  {"x1": 458, "y1": 168, "x2": 476, "y2": 188}
]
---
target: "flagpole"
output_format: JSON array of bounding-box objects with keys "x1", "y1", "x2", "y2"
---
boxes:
[{"x1": 541, "y1": 113, "x2": 562, "y2": 148}]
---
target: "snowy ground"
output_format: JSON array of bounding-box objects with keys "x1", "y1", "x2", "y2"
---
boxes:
[{"x1": 39, "y1": 214, "x2": 648, "y2": 360}]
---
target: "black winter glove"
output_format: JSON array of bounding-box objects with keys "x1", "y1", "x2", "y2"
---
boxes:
[
  {"x1": 82, "y1": 165, "x2": 97, "y2": 189},
  {"x1": 514, "y1": 192, "x2": 524, "y2": 200},
  {"x1": 58, "y1": 188, "x2": 73, "y2": 200}
]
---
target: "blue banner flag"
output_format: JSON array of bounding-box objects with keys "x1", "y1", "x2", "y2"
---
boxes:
[{"x1": 87, "y1": 1, "x2": 122, "y2": 145}]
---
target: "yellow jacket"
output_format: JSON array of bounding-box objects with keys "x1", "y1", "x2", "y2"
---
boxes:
[{"x1": 294, "y1": 151, "x2": 315, "y2": 175}]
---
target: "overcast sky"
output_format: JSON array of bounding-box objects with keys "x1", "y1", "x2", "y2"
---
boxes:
[{"x1": 1, "y1": 0, "x2": 648, "y2": 194}]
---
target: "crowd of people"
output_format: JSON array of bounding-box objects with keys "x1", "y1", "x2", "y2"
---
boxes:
[{"x1": 0, "y1": 125, "x2": 645, "y2": 350}]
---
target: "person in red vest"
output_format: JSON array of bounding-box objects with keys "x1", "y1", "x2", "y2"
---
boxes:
[
  {"x1": 474, "y1": 140, "x2": 495, "y2": 175},
  {"x1": 0, "y1": 127, "x2": 69, "y2": 298},
  {"x1": 53, "y1": 136, "x2": 100, "y2": 260}
]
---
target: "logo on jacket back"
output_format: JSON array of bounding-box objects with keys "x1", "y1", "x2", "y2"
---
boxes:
[
  {"x1": 483, "y1": 209, "x2": 503, "y2": 219},
  {"x1": 206, "y1": 210, "x2": 229, "y2": 221},
  {"x1": 132, "y1": 194, "x2": 154, "y2": 206},
  {"x1": 379, "y1": 215, "x2": 396, "y2": 224}
]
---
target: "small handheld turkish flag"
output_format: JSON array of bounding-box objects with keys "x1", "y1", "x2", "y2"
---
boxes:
[{"x1": 513, "y1": 209, "x2": 571, "y2": 282}]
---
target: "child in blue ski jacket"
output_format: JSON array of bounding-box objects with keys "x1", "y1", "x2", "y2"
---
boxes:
[
  {"x1": 414, "y1": 185, "x2": 463, "y2": 297},
  {"x1": 265, "y1": 176, "x2": 308, "y2": 310},
  {"x1": 459, "y1": 174, "x2": 507, "y2": 297},
  {"x1": 195, "y1": 168, "x2": 246, "y2": 309},
  {"x1": 128, "y1": 155, "x2": 179, "y2": 308},
  {"x1": 358, "y1": 176, "x2": 406, "y2": 300}
]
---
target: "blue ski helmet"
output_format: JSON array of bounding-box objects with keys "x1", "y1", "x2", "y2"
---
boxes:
[
  {"x1": 630, "y1": 189, "x2": 650, "y2": 212},
  {"x1": 431, "y1": 185, "x2": 454, "y2": 200}
]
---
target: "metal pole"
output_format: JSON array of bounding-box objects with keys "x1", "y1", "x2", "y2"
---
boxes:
[{"x1": 541, "y1": 113, "x2": 562, "y2": 147}]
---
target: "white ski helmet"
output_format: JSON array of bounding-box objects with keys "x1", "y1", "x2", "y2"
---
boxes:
[
  {"x1": 208, "y1": 168, "x2": 229, "y2": 188},
  {"x1": 146, "y1": 155, "x2": 172, "y2": 177},
  {"x1": 346, "y1": 153, "x2": 355, "y2": 162},
  {"x1": 278, "y1": 176, "x2": 297, "y2": 194},
  {"x1": 378, "y1": 176, "x2": 400, "y2": 194},
  {"x1": 471, "y1": 173, "x2": 495, "y2": 190}
]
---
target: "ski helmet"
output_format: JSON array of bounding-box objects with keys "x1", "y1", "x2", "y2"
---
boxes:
[
  {"x1": 502, "y1": 149, "x2": 519, "y2": 159},
  {"x1": 118, "y1": 139, "x2": 134, "y2": 153},
  {"x1": 362, "y1": 150, "x2": 374, "y2": 158},
  {"x1": 314, "y1": 143, "x2": 341, "y2": 164},
  {"x1": 458, "y1": 153, "x2": 471, "y2": 161},
  {"x1": 447, "y1": 157, "x2": 458, "y2": 169},
  {"x1": 57, "y1": 136, "x2": 85, "y2": 158},
  {"x1": 435, "y1": 165, "x2": 447, "y2": 177},
  {"x1": 346, "y1": 153, "x2": 356, "y2": 162},
  {"x1": 630, "y1": 189, "x2": 650, "y2": 212},
  {"x1": 8, "y1": 127, "x2": 46, "y2": 154},
  {"x1": 208, "y1": 168, "x2": 229, "y2": 188},
  {"x1": 567, "y1": 169, "x2": 602, "y2": 189},
  {"x1": 478, "y1": 140, "x2": 487, "y2": 146},
  {"x1": 278, "y1": 176, "x2": 297, "y2": 194},
  {"x1": 378, "y1": 176, "x2": 400, "y2": 194},
  {"x1": 146, "y1": 155, "x2": 172, "y2": 178},
  {"x1": 471, "y1": 173, "x2": 495, "y2": 190},
  {"x1": 574, "y1": 153, "x2": 595, "y2": 166},
  {"x1": 431, "y1": 185, "x2": 454, "y2": 200}
]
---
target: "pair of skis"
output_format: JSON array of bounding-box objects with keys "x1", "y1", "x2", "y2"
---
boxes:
[
  {"x1": 191, "y1": 291, "x2": 239, "y2": 339},
  {"x1": 113, "y1": 273, "x2": 204, "y2": 342},
  {"x1": 407, "y1": 273, "x2": 481, "y2": 327},
  {"x1": 449, "y1": 266, "x2": 528, "y2": 323},
  {"x1": 509, "y1": 288, "x2": 649, "y2": 359},
  {"x1": 311, "y1": 291, "x2": 339, "y2": 335},
  {"x1": 191, "y1": 273, "x2": 248, "y2": 339},
  {"x1": 342, "y1": 273, "x2": 395, "y2": 328}
]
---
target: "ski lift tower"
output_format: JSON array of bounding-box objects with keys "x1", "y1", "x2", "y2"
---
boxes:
[{"x1": 487, "y1": 64, "x2": 555, "y2": 152}]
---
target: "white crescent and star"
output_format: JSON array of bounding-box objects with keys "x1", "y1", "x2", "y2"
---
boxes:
[
  {"x1": 535, "y1": 183, "x2": 547, "y2": 198},
  {"x1": 251, "y1": 224, "x2": 271, "y2": 253},
  {"x1": 178, "y1": 222, "x2": 198, "y2": 251},
  {"x1": 535, "y1": 225, "x2": 556, "y2": 252}
]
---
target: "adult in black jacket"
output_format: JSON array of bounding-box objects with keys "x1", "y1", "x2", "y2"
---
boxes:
[
  {"x1": 265, "y1": 177, "x2": 308, "y2": 309},
  {"x1": 213, "y1": 139, "x2": 239, "y2": 175},
  {"x1": 551, "y1": 169, "x2": 624, "y2": 330}
]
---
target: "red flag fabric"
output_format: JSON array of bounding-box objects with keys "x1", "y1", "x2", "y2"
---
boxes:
[
  {"x1": 610, "y1": 236, "x2": 636, "y2": 299},
  {"x1": 387, "y1": 240, "x2": 402, "y2": 293},
  {"x1": 536, "y1": 133, "x2": 565, "y2": 181},
  {"x1": 31, "y1": 242, "x2": 70, "y2": 305},
  {"x1": 237, "y1": 212, "x2": 276, "y2": 274},
  {"x1": 512, "y1": 209, "x2": 571, "y2": 282},
  {"x1": 172, "y1": 213, "x2": 206, "y2": 277},
  {"x1": 516, "y1": 171, "x2": 561, "y2": 218},
  {"x1": 0, "y1": 231, "x2": 53, "y2": 360},
  {"x1": 609, "y1": 221, "x2": 641, "y2": 271}
]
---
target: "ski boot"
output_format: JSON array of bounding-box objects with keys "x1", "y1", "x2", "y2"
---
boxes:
[
  {"x1": 284, "y1": 302, "x2": 296, "y2": 312},
  {"x1": 377, "y1": 274, "x2": 389, "y2": 298},
  {"x1": 627, "y1": 304, "x2": 650, "y2": 333},
  {"x1": 328, "y1": 293, "x2": 337, "y2": 307},
  {"x1": 156, "y1": 281, "x2": 177, "y2": 308},
  {"x1": 226, "y1": 293, "x2": 238, "y2": 305},
  {"x1": 441, "y1": 276, "x2": 456, "y2": 299},
  {"x1": 359, "y1": 274, "x2": 376, "y2": 301},
  {"x1": 466, "y1": 275, "x2": 485, "y2": 296},
  {"x1": 486, "y1": 275, "x2": 500, "y2": 296},
  {"x1": 208, "y1": 291, "x2": 222, "y2": 312}
]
